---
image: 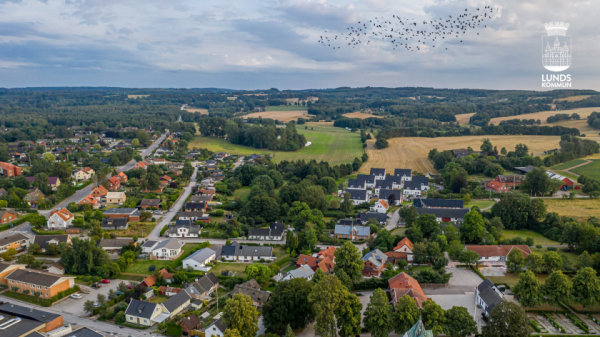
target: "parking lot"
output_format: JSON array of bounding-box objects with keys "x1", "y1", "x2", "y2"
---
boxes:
[{"x1": 51, "y1": 280, "x2": 124, "y2": 317}]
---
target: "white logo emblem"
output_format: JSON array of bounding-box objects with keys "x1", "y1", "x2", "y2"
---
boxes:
[{"x1": 542, "y1": 22, "x2": 571, "y2": 72}]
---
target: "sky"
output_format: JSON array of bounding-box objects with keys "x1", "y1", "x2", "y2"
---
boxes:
[{"x1": 0, "y1": 0, "x2": 598, "y2": 90}]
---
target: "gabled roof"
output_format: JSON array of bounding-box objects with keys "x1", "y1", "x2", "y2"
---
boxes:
[
  {"x1": 415, "y1": 207, "x2": 470, "y2": 219},
  {"x1": 370, "y1": 168, "x2": 385, "y2": 176},
  {"x1": 142, "y1": 240, "x2": 158, "y2": 248},
  {"x1": 24, "y1": 188, "x2": 45, "y2": 201},
  {"x1": 318, "y1": 246, "x2": 336, "y2": 261},
  {"x1": 101, "y1": 217, "x2": 128, "y2": 228},
  {"x1": 356, "y1": 211, "x2": 387, "y2": 223},
  {"x1": 394, "y1": 168, "x2": 412, "y2": 177},
  {"x1": 356, "y1": 174, "x2": 375, "y2": 185},
  {"x1": 395, "y1": 237, "x2": 414, "y2": 251},
  {"x1": 98, "y1": 238, "x2": 133, "y2": 248},
  {"x1": 413, "y1": 199, "x2": 464, "y2": 208},
  {"x1": 0, "y1": 302, "x2": 61, "y2": 323},
  {"x1": 465, "y1": 245, "x2": 532, "y2": 258},
  {"x1": 153, "y1": 239, "x2": 183, "y2": 251},
  {"x1": 103, "y1": 208, "x2": 138, "y2": 215},
  {"x1": 389, "y1": 272, "x2": 427, "y2": 308},
  {"x1": 362, "y1": 249, "x2": 388, "y2": 268},
  {"x1": 6, "y1": 269, "x2": 72, "y2": 287},
  {"x1": 33, "y1": 234, "x2": 70, "y2": 250},
  {"x1": 191, "y1": 272, "x2": 219, "y2": 294},
  {"x1": 50, "y1": 208, "x2": 74, "y2": 221},
  {"x1": 180, "y1": 314, "x2": 200, "y2": 330},
  {"x1": 0, "y1": 233, "x2": 28, "y2": 247},
  {"x1": 477, "y1": 279, "x2": 503, "y2": 314},
  {"x1": 163, "y1": 289, "x2": 191, "y2": 313},
  {"x1": 486, "y1": 180, "x2": 507, "y2": 190},
  {"x1": 141, "y1": 199, "x2": 162, "y2": 206},
  {"x1": 184, "y1": 248, "x2": 216, "y2": 264},
  {"x1": 125, "y1": 299, "x2": 158, "y2": 319},
  {"x1": 231, "y1": 279, "x2": 271, "y2": 306},
  {"x1": 334, "y1": 224, "x2": 370, "y2": 236},
  {"x1": 345, "y1": 189, "x2": 368, "y2": 200},
  {"x1": 63, "y1": 327, "x2": 104, "y2": 337},
  {"x1": 378, "y1": 189, "x2": 401, "y2": 200},
  {"x1": 287, "y1": 264, "x2": 315, "y2": 279}
]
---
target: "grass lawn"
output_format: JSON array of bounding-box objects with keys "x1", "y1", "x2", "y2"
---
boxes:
[
  {"x1": 265, "y1": 105, "x2": 308, "y2": 111},
  {"x1": 110, "y1": 222, "x2": 156, "y2": 238},
  {"x1": 465, "y1": 200, "x2": 496, "y2": 209},
  {"x1": 232, "y1": 187, "x2": 251, "y2": 202},
  {"x1": 272, "y1": 247, "x2": 286, "y2": 258},
  {"x1": 500, "y1": 230, "x2": 559, "y2": 246},
  {"x1": 543, "y1": 199, "x2": 600, "y2": 222},
  {"x1": 282, "y1": 265, "x2": 296, "y2": 273},
  {"x1": 210, "y1": 262, "x2": 249, "y2": 278},
  {"x1": 488, "y1": 273, "x2": 555, "y2": 288},
  {"x1": 390, "y1": 227, "x2": 407, "y2": 236},
  {"x1": 571, "y1": 159, "x2": 600, "y2": 180},
  {"x1": 552, "y1": 159, "x2": 588, "y2": 170},
  {"x1": 126, "y1": 260, "x2": 171, "y2": 275},
  {"x1": 530, "y1": 247, "x2": 578, "y2": 266},
  {"x1": 150, "y1": 296, "x2": 169, "y2": 304}
]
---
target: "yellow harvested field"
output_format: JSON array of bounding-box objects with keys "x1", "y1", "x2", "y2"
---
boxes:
[
  {"x1": 552, "y1": 119, "x2": 600, "y2": 143},
  {"x1": 361, "y1": 135, "x2": 563, "y2": 174},
  {"x1": 127, "y1": 94, "x2": 149, "y2": 99},
  {"x1": 455, "y1": 113, "x2": 475, "y2": 125},
  {"x1": 489, "y1": 107, "x2": 600, "y2": 125},
  {"x1": 343, "y1": 111, "x2": 383, "y2": 119},
  {"x1": 185, "y1": 108, "x2": 209, "y2": 114},
  {"x1": 555, "y1": 95, "x2": 593, "y2": 102},
  {"x1": 544, "y1": 199, "x2": 600, "y2": 222},
  {"x1": 243, "y1": 110, "x2": 313, "y2": 122}
]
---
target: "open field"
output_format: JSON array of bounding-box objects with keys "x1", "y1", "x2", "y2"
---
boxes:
[
  {"x1": 265, "y1": 105, "x2": 309, "y2": 111},
  {"x1": 500, "y1": 229, "x2": 559, "y2": 246},
  {"x1": 571, "y1": 159, "x2": 600, "y2": 180},
  {"x1": 465, "y1": 200, "x2": 496, "y2": 209},
  {"x1": 342, "y1": 111, "x2": 384, "y2": 119},
  {"x1": 210, "y1": 262, "x2": 249, "y2": 278},
  {"x1": 455, "y1": 112, "x2": 475, "y2": 125},
  {"x1": 361, "y1": 135, "x2": 562, "y2": 174},
  {"x1": 543, "y1": 199, "x2": 600, "y2": 222},
  {"x1": 191, "y1": 123, "x2": 362, "y2": 166},
  {"x1": 243, "y1": 110, "x2": 313, "y2": 122},
  {"x1": 111, "y1": 222, "x2": 156, "y2": 238},
  {"x1": 127, "y1": 95, "x2": 149, "y2": 99},
  {"x1": 488, "y1": 107, "x2": 600, "y2": 126},
  {"x1": 550, "y1": 170, "x2": 580, "y2": 181},
  {"x1": 185, "y1": 107, "x2": 209, "y2": 114},
  {"x1": 552, "y1": 159, "x2": 588, "y2": 170},
  {"x1": 555, "y1": 95, "x2": 593, "y2": 102}
]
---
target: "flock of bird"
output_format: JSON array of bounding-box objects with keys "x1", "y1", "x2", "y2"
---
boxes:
[{"x1": 317, "y1": 6, "x2": 497, "y2": 52}]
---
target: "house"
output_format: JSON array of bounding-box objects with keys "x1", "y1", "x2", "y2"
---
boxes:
[
  {"x1": 362, "y1": 249, "x2": 388, "y2": 277},
  {"x1": 477, "y1": 279, "x2": 504, "y2": 316},
  {"x1": 356, "y1": 212, "x2": 387, "y2": 225},
  {"x1": 220, "y1": 242, "x2": 274, "y2": 262},
  {"x1": 356, "y1": 174, "x2": 376, "y2": 188},
  {"x1": 0, "y1": 262, "x2": 25, "y2": 284},
  {"x1": 90, "y1": 185, "x2": 108, "y2": 198},
  {"x1": 101, "y1": 191, "x2": 126, "y2": 205},
  {"x1": 141, "y1": 199, "x2": 162, "y2": 209},
  {"x1": 191, "y1": 194, "x2": 213, "y2": 203},
  {"x1": 133, "y1": 161, "x2": 148, "y2": 170},
  {"x1": 197, "y1": 188, "x2": 216, "y2": 196},
  {"x1": 245, "y1": 154, "x2": 263, "y2": 162},
  {"x1": 180, "y1": 315, "x2": 201, "y2": 335},
  {"x1": 344, "y1": 189, "x2": 369, "y2": 205},
  {"x1": 452, "y1": 149, "x2": 481, "y2": 158},
  {"x1": 168, "y1": 220, "x2": 201, "y2": 238},
  {"x1": 126, "y1": 291, "x2": 192, "y2": 327},
  {"x1": 282, "y1": 264, "x2": 314, "y2": 281},
  {"x1": 107, "y1": 176, "x2": 121, "y2": 191},
  {"x1": 103, "y1": 208, "x2": 140, "y2": 221},
  {"x1": 205, "y1": 318, "x2": 227, "y2": 337},
  {"x1": 141, "y1": 269, "x2": 174, "y2": 287},
  {"x1": 0, "y1": 302, "x2": 64, "y2": 334},
  {"x1": 296, "y1": 248, "x2": 335, "y2": 274},
  {"x1": 403, "y1": 181, "x2": 424, "y2": 197},
  {"x1": 24, "y1": 188, "x2": 45, "y2": 206},
  {"x1": 141, "y1": 240, "x2": 159, "y2": 254},
  {"x1": 160, "y1": 175, "x2": 172, "y2": 184},
  {"x1": 334, "y1": 224, "x2": 370, "y2": 240},
  {"x1": 411, "y1": 176, "x2": 430, "y2": 190},
  {"x1": 0, "y1": 162, "x2": 23, "y2": 177},
  {"x1": 184, "y1": 202, "x2": 206, "y2": 212},
  {"x1": 5, "y1": 269, "x2": 76, "y2": 299},
  {"x1": 0, "y1": 209, "x2": 18, "y2": 224},
  {"x1": 78, "y1": 194, "x2": 100, "y2": 208},
  {"x1": 183, "y1": 248, "x2": 216, "y2": 271},
  {"x1": 63, "y1": 327, "x2": 105, "y2": 337},
  {"x1": 374, "y1": 176, "x2": 402, "y2": 194},
  {"x1": 547, "y1": 171, "x2": 575, "y2": 190},
  {"x1": 47, "y1": 208, "x2": 74, "y2": 229},
  {"x1": 72, "y1": 167, "x2": 95, "y2": 181},
  {"x1": 370, "y1": 168, "x2": 386, "y2": 180},
  {"x1": 415, "y1": 207, "x2": 470, "y2": 224},
  {"x1": 378, "y1": 189, "x2": 402, "y2": 205},
  {"x1": 387, "y1": 237, "x2": 414, "y2": 264},
  {"x1": 101, "y1": 217, "x2": 129, "y2": 230},
  {"x1": 514, "y1": 165, "x2": 535, "y2": 175},
  {"x1": 98, "y1": 238, "x2": 134, "y2": 254},
  {"x1": 389, "y1": 272, "x2": 428, "y2": 308},
  {"x1": 370, "y1": 200, "x2": 389, "y2": 214},
  {"x1": 215, "y1": 152, "x2": 230, "y2": 161},
  {"x1": 394, "y1": 168, "x2": 412, "y2": 181},
  {"x1": 177, "y1": 212, "x2": 209, "y2": 223},
  {"x1": 231, "y1": 279, "x2": 271, "y2": 307},
  {"x1": 186, "y1": 272, "x2": 220, "y2": 299},
  {"x1": 0, "y1": 233, "x2": 29, "y2": 253},
  {"x1": 346, "y1": 178, "x2": 367, "y2": 190},
  {"x1": 413, "y1": 199, "x2": 464, "y2": 209},
  {"x1": 47, "y1": 261, "x2": 65, "y2": 275},
  {"x1": 161, "y1": 289, "x2": 192, "y2": 318},
  {"x1": 496, "y1": 174, "x2": 524, "y2": 188},
  {"x1": 116, "y1": 171, "x2": 128, "y2": 183},
  {"x1": 486, "y1": 180, "x2": 510, "y2": 193},
  {"x1": 33, "y1": 235, "x2": 71, "y2": 253},
  {"x1": 151, "y1": 239, "x2": 184, "y2": 259},
  {"x1": 247, "y1": 221, "x2": 285, "y2": 240},
  {"x1": 464, "y1": 245, "x2": 532, "y2": 264},
  {"x1": 159, "y1": 286, "x2": 183, "y2": 297}
]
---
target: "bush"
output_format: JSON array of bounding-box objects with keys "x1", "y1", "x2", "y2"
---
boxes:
[
  {"x1": 115, "y1": 311, "x2": 126, "y2": 324},
  {"x1": 160, "y1": 225, "x2": 168, "y2": 236},
  {"x1": 354, "y1": 278, "x2": 388, "y2": 290},
  {"x1": 166, "y1": 322, "x2": 183, "y2": 337}
]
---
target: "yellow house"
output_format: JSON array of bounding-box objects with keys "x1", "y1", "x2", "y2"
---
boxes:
[
  {"x1": 102, "y1": 192, "x2": 126, "y2": 205},
  {"x1": 125, "y1": 290, "x2": 191, "y2": 326},
  {"x1": 72, "y1": 167, "x2": 95, "y2": 181}
]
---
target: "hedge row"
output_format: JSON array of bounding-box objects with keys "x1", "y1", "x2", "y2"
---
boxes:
[
  {"x1": 564, "y1": 312, "x2": 589, "y2": 333},
  {"x1": 354, "y1": 277, "x2": 388, "y2": 290},
  {"x1": 530, "y1": 319, "x2": 541, "y2": 333},
  {"x1": 32, "y1": 228, "x2": 65, "y2": 235},
  {"x1": 4, "y1": 285, "x2": 80, "y2": 307},
  {"x1": 273, "y1": 256, "x2": 290, "y2": 267},
  {"x1": 159, "y1": 225, "x2": 169, "y2": 236},
  {"x1": 541, "y1": 312, "x2": 566, "y2": 333}
]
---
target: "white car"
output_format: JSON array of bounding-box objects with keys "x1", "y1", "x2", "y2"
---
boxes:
[{"x1": 70, "y1": 294, "x2": 83, "y2": 299}]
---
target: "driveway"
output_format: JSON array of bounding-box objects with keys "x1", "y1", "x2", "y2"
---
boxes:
[
  {"x1": 423, "y1": 267, "x2": 481, "y2": 295},
  {"x1": 52, "y1": 280, "x2": 123, "y2": 317},
  {"x1": 385, "y1": 209, "x2": 399, "y2": 231}
]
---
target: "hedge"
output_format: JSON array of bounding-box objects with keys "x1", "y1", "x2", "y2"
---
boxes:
[
  {"x1": 470, "y1": 266, "x2": 487, "y2": 280},
  {"x1": 93, "y1": 293, "x2": 128, "y2": 315},
  {"x1": 354, "y1": 278, "x2": 388, "y2": 290},
  {"x1": 160, "y1": 225, "x2": 169, "y2": 236},
  {"x1": 117, "y1": 322, "x2": 149, "y2": 329},
  {"x1": 273, "y1": 256, "x2": 290, "y2": 267},
  {"x1": 530, "y1": 319, "x2": 541, "y2": 333},
  {"x1": 541, "y1": 312, "x2": 566, "y2": 333},
  {"x1": 32, "y1": 228, "x2": 65, "y2": 235},
  {"x1": 3, "y1": 285, "x2": 80, "y2": 307},
  {"x1": 564, "y1": 312, "x2": 589, "y2": 333}
]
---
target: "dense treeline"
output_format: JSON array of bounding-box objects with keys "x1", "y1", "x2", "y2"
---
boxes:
[
  {"x1": 546, "y1": 113, "x2": 580, "y2": 123},
  {"x1": 376, "y1": 124, "x2": 580, "y2": 140},
  {"x1": 332, "y1": 117, "x2": 457, "y2": 130},
  {"x1": 587, "y1": 111, "x2": 600, "y2": 129},
  {"x1": 499, "y1": 119, "x2": 541, "y2": 126},
  {"x1": 542, "y1": 135, "x2": 599, "y2": 166}
]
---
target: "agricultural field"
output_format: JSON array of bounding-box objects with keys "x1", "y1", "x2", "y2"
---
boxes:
[
  {"x1": 265, "y1": 105, "x2": 309, "y2": 111},
  {"x1": 544, "y1": 199, "x2": 600, "y2": 222},
  {"x1": 243, "y1": 110, "x2": 313, "y2": 122},
  {"x1": 184, "y1": 107, "x2": 209, "y2": 114},
  {"x1": 465, "y1": 200, "x2": 496, "y2": 209},
  {"x1": 488, "y1": 107, "x2": 600, "y2": 127},
  {"x1": 555, "y1": 95, "x2": 593, "y2": 102},
  {"x1": 190, "y1": 123, "x2": 363, "y2": 166},
  {"x1": 552, "y1": 159, "x2": 589, "y2": 170},
  {"x1": 455, "y1": 112, "x2": 475, "y2": 125},
  {"x1": 500, "y1": 229, "x2": 559, "y2": 246},
  {"x1": 342, "y1": 111, "x2": 384, "y2": 119},
  {"x1": 127, "y1": 94, "x2": 149, "y2": 99},
  {"x1": 361, "y1": 135, "x2": 562, "y2": 174},
  {"x1": 570, "y1": 159, "x2": 600, "y2": 180}
]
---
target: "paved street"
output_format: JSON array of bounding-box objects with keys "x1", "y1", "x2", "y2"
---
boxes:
[
  {"x1": 232, "y1": 156, "x2": 244, "y2": 170},
  {"x1": 385, "y1": 208, "x2": 400, "y2": 230}
]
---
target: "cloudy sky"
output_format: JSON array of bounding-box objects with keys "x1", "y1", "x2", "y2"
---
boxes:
[{"x1": 0, "y1": 0, "x2": 597, "y2": 90}]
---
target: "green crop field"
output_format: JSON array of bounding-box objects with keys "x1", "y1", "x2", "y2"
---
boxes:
[
  {"x1": 500, "y1": 229, "x2": 559, "y2": 246},
  {"x1": 571, "y1": 159, "x2": 600, "y2": 180},
  {"x1": 552, "y1": 159, "x2": 588, "y2": 170},
  {"x1": 191, "y1": 123, "x2": 363, "y2": 166},
  {"x1": 465, "y1": 200, "x2": 496, "y2": 209},
  {"x1": 265, "y1": 105, "x2": 308, "y2": 111}
]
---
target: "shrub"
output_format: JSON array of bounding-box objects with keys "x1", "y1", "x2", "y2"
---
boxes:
[{"x1": 115, "y1": 311, "x2": 126, "y2": 324}]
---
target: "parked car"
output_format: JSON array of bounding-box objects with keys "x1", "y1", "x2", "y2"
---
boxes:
[
  {"x1": 91, "y1": 283, "x2": 102, "y2": 289},
  {"x1": 101, "y1": 279, "x2": 110, "y2": 284},
  {"x1": 70, "y1": 294, "x2": 83, "y2": 299},
  {"x1": 116, "y1": 291, "x2": 124, "y2": 296},
  {"x1": 127, "y1": 284, "x2": 133, "y2": 289},
  {"x1": 93, "y1": 302, "x2": 101, "y2": 308}
]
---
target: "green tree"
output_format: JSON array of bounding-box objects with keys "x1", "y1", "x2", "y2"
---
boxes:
[
  {"x1": 412, "y1": 242, "x2": 428, "y2": 265},
  {"x1": 482, "y1": 301, "x2": 532, "y2": 337},
  {"x1": 84, "y1": 300, "x2": 95, "y2": 316},
  {"x1": 131, "y1": 138, "x2": 140, "y2": 146},
  {"x1": 97, "y1": 293, "x2": 106, "y2": 306},
  {"x1": 543, "y1": 270, "x2": 572, "y2": 312},
  {"x1": 416, "y1": 214, "x2": 440, "y2": 239},
  {"x1": 421, "y1": 300, "x2": 446, "y2": 335},
  {"x1": 392, "y1": 295, "x2": 419, "y2": 335},
  {"x1": 136, "y1": 130, "x2": 151, "y2": 145},
  {"x1": 447, "y1": 240, "x2": 464, "y2": 261},
  {"x1": 308, "y1": 275, "x2": 346, "y2": 337},
  {"x1": 522, "y1": 167, "x2": 553, "y2": 196},
  {"x1": 363, "y1": 288, "x2": 393, "y2": 337},
  {"x1": 459, "y1": 211, "x2": 486, "y2": 244},
  {"x1": 572, "y1": 267, "x2": 600, "y2": 312},
  {"x1": 543, "y1": 251, "x2": 563, "y2": 273},
  {"x1": 224, "y1": 329, "x2": 242, "y2": 337},
  {"x1": 458, "y1": 250, "x2": 480, "y2": 267},
  {"x1": 223, "y1": 294, "x2": 260, "y2": 337},
  {"x1": 577, "y1": 251, "x2": 594, "y2": 269},
  {"x1": 512, "y1": 271, "x2": 543, "y2": 310},
  {"x1": 506, "y1": 248, "x2": 525, "y2": 273},
  {"x1": 312, "y1": 268, "x2": 325, "y2": 284},
  {"x1": 400, "y1": 206, "x2": 420, "y2": 227},
  {"x1": 244, "y1": 264, "x2": 272, "y2": 284},
  {"x1": 334, "y1": 241, "x2": 364, "y2": 282},
  {"x1": 336, "y1": 292, "x2": 362, "y2": 337},
  {"x1": 284, "y1": 325, "x2": 295, "y2": 337},
  {"x1": 43, "y1": 153, "x2": 56, "y2": 162},
  {"x1": 263, "y1": 278, "x2": 315, "y2": 334},
  {"x1": 339, "y1": 192, "x2": 353, "y2": 215},
  {"x1": 444, "y1": 306, "x2": 477, "y2": 337},
  {"x1": 515, "y1": 143, "x2": 529, "y2": 157},
  {"x1": 480, "y1": 138, "x2": 493, "y2": 153},
  {"x1": 525, "y1": 253, "x2": 544, "y2": 274},
  {"x1": 335, "y1": 268, "x2": 352, "y2": 291}
]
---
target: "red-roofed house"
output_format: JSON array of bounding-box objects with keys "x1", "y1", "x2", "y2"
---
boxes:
[
  {"x1": 486, "y1": 180, "x2": 509, "y2": 193},
  {"x1": 370, "y1": 200, "x2": 389, "y2": 214},
  {"x1": 116, "y1": 172, "x2": 128, "y2": 183},
  {"x1": 388, "y1": 272, "x2": 428, "y2": 308},
  {"x1": 90, "y1": 185, "x2": 108, "y2": 198},
  {"x1": 0, "y1": 162, "x2": 22, "y2": 177},
  {"x1": 78, "y1": 195, "x2": 100, "y2": 208},
  {"x1": 465, "y1": 245, "x2": 532, "y2": 264},
  {"x1": 133, "y1": 161, "x2": 148, "y2": 170},
  {"x1": 160, "y1": 175, "x2": 172, "y2": 184},
  {"x1": 390, "y1": 237, "x2": 414, "y2": 264},
  {"x1": 107, "y1": 176, "x2": 121, "y2": 191},
  {"x1": 296, "y1": 253, "x2": 335, "y2": 274},
  {"x1": 318, "y1": 246, "x2": 336, "y2": 262},
  {"x1": 48, "y1": 208, "x2": 74, "y2": 229}
]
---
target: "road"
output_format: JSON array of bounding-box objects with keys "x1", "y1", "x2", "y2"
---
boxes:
[
  {"x1": 40, "y1": 133, "x2": 167, "y2": 216},
  {"x1": 232, "y1": 156, "x2": 244, "y2": 170},
  {"x1": 385, "y1": 208, "x2": 400, "y2": 231}
]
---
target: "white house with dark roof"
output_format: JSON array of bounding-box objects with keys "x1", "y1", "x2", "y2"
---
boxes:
[
  {"x1": 402, "y1": 181, "x2": 424, "y2": 197},
  {"x1": 369, "y1": 168, "x2": 386, "y2": 180},
  {"x1": 415, "y1": 207, "x2": 470, "y2": 224},
  {"x1": 125, "y1": 290, "x2": 192, "y2": 326},
  {"x1": 167, "y1": 220, "x2": 200, "y2": 238},
  {"x1": 356, "y1": 174, "x2": 376, "y2": 188},
  {"x1": 282, "y1": 264, "x2": 314, "y2": 281},
  {"x1": 151, "y1": 239, "x2": 183, "y2": 259},
  {"x1": 394, "y1": 168, "x2": 412, "y2": 182},
  {"x1": 141, "y1": 240, "x2": 159, "y2": 254},
  {"x1": 346, "y1": 178, "x2": 366, "y2": 190},
  {"x1": 374, "y1": 176, "x2": 402, "y2": 195},
  {"x1": 205, "y1": 318, "x2": 227, "y2": 337},
  {"x1": 247, "y1": 221, "x2": 285, "y2": 241},
  {"x1": 186, "y1": 272, "x2": 220, "y2": 299},
  {"x1": 377, "y1": 189, "x2": 402, "y2": 205},
  {"x1": 344, "y1": 189, "x2": 369, "y2": 205},
  {"x1": 220, "y1": 242, "x2": 274, "y2": 262},
  {"x1": 476, "y1": 279, "x2": 503, "y2": 316}
]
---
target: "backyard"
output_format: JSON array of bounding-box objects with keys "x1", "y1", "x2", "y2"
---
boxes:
[
  {"x1": 500, "y1": 229, "x2": 560, "y2": 246},
  {"x1": 210, "y1": 262, "x2": 249, "y2": 278},
  {"x1": 465, "y1": 199, "x2": 496, "y2": 209},
  {"x1": 111, "y1": 222, "x2": 156, "y2": 238}
]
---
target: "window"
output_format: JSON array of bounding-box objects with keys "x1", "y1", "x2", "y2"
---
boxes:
[{"x1": 143, "y1": 319, "x2": 147, "y2": 323}]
